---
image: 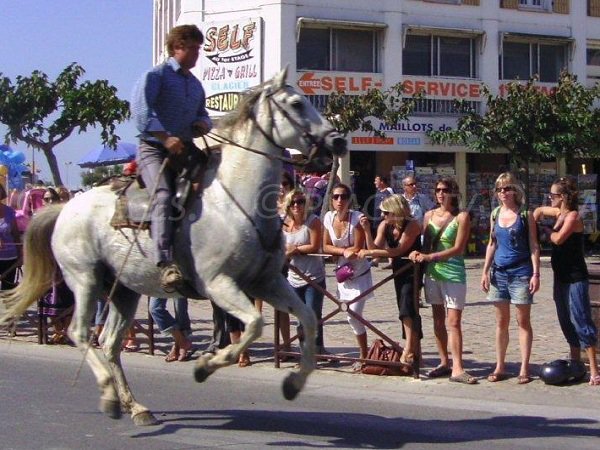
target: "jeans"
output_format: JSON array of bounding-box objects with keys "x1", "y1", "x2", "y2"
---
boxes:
[
  {"x1": 553, "y1": 277, "x2": 598, "y2": 348},
  {"x1": 294, "y1": 279, "x2": 326, "y2": 348},
  {"x1": 149, "y1": 297, "x2": 191, "y2": 337}
]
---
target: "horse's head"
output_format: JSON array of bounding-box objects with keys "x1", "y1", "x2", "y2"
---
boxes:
[{"x1": 256, "y1": 67, "x2": 348, "y2": 162}]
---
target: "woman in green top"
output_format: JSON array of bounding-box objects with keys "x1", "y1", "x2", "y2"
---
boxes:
[{"x1": 410, "y1": 177, "x2": 476, "y2": 384}]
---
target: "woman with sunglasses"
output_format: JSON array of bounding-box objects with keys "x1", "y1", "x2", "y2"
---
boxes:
[
  {"x1": 359, "y1": 194, "x2": 422, "y2": 365},
  {"x1": 323, "y1": 183, "x2": 373, "y2": 370},
  {"x1": 409, "y1": 177, "x2": 476, "y2": 384},
  {"x1": 481, "y1": 173, "x2": 540, "y2": 384},
  {"x1": 534, "y1": 177, "x2": 599, "y2": 386},
  {"x1": 283, "y1": 189, "x2": 328, "y2": 356}
]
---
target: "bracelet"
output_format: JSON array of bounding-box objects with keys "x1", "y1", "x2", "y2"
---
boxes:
[
  {"x1": 532, "y1": 273, "x2": 540, "y2": 277},
  {"x1": 431, "y1": 254, "x2": 439, "y2": 262}
]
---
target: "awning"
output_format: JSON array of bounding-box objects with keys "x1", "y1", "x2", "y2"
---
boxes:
[
  {"x1": 499, "y1": 31, "x2": 575, "y2": 59},
  {"x1": 402, "y1": 24, "x2": 486, "y2": 52},
  {"x1": 296, "y1": 17, "x2": 387, "y2": 42}
]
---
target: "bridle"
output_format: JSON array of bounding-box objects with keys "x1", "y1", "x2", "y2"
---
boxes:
[{"x1": 201, "y1": 84, "x2": 335, "y2": 167}]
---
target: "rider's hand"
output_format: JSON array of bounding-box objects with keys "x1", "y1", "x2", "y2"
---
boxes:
[
  {"x1": 192, "y1": 121, "x2": 210, "y2": 137},
  {"x1": 163, "y1": 136, "x2": 185, "y2": 155}
]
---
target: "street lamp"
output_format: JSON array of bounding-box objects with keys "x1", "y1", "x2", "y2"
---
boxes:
[{"x1": 64, "y1": 161, "x2": 73, "y2": 187}]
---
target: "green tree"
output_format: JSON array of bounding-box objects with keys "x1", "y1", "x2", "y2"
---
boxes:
[
  {"x1": 428, "y1": 72, "x2": 600, "y2": 191},
  {"x1": 321, "y1": 83, "x2": 420, "y2": 214},
  {"x1": 0, "y1": 63, "x2": 130, "y2": 186}
]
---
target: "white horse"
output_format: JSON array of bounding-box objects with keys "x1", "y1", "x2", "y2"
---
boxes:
[{"x1": 1, "y1": 68, "x2": 347, "y2": 426}]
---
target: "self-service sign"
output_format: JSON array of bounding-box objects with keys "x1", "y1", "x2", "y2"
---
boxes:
[{"x1": 297, "y1": 71, "x2": 384, "y2": 95}]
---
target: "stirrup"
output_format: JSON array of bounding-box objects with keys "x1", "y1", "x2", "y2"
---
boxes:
[{"x1": 160, "y1": 263, "x2": 184, "y2": 291}]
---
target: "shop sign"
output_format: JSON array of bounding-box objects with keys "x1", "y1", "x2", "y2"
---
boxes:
[
  {"x1": 401, "y1": 76, "x2": 483, "y2": 101},
  {"x1": 297, "y1": 71, "x2": 384, "y2": 95},
  {"x1": 349, "y1": 116, "x2": 466, "y2": 152},
  {"x1": 196, "y1": 17, "x2": 263, "y2": 115},
  {"x1": 498, "y1": 81, "x2": 557, "y2": 97}
]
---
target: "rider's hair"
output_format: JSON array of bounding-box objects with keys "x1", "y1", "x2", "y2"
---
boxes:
[{"x1": 166, "y1": 25, "x2": 204, "y2": 56}]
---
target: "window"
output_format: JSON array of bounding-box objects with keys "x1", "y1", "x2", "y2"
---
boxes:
[
  {"x1": 403, "y1": 34, "x2": 478, "y2": 78},
  {"x1": 500, "y1": 40, "x2": 568, "y2": 82},
  {"x1": 587, "y1": 47, "x2": 600, "y2": 78},
  {"x1": 297, "y1": 27, "x2": 380, "y2": 72},
  {"x1": 518, "y1": 0, "x2": 552, "y2": 11}
]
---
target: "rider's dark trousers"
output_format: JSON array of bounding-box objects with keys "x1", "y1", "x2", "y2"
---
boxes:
[{"x1": 137, "y1": 140, "x2": 178, "y2": 265}]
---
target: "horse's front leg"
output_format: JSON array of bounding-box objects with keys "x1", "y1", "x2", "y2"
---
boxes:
[
  {"x1": 102, "y1": 289, "x2": 158, "y2": 426},
  {"x1": 248, "y1": 275, "x2": 317, "y2": 400},
  {"x1": 195, "y1": 274, "x2": 263, "y2": 382}
]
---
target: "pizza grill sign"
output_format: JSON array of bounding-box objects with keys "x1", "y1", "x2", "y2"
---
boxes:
[{"x1": 196, "y1": 17, "x2": 263, "y2": 115}]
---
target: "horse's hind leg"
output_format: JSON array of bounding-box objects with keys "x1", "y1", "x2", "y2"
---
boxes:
[
  {"x1": 103, "y1": 287, "x2": 158, "y2": 426},
  {"x1": 195, "y1": 274, "x2": 263, "y2": 382},
  {"x1": 66, "y1": 273, "x2": 121, "y2": 420},
  {"x1": 248, "y1": 275, "x2": 316, "y2": 400}
]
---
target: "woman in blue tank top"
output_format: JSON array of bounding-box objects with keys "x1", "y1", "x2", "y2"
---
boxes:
[
  {"x1": 534, "y1": 177, "x2": 599, "y2": 386},
  {"x1": 481, "y1": 173, "x2": 540, "y2": 385}
]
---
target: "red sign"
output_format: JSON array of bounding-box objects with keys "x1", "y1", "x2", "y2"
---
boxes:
[{"x1": 297, "y1": 72, "x2": 384, "y2": 95}]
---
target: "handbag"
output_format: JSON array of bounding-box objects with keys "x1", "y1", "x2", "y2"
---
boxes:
[
  {"x1": 360, "y1": 339, "x2": 413, "y2": 376},
  {"x1": 334, "y1": 263, "x2": 354, "y2": 283}
]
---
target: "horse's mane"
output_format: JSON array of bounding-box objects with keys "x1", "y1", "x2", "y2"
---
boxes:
[{"x1": 219, "y1": 79, "x2": 271, "y2": 130}]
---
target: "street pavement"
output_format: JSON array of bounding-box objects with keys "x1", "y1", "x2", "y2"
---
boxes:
[{"x1": 4, "y1": 256, "x2": 600, "y2": 393}]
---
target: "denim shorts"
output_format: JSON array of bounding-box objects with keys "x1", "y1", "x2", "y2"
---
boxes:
[{"x1": 487, "y1": 267, "x2": 533, "y2": 305}]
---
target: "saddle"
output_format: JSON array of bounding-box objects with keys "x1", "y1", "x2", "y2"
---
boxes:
[{"x1": 109, "y1": 143, "x2": 212, "y2": 231}]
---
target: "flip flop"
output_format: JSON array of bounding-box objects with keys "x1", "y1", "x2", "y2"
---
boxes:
[
  {"x1": 165, "y1": 351, "x2": 179, "y2": 363},
  {"x1": 426, "y1": 365, "x2": 452, "y2": 378},
  {"x1": 588, "y1": 375, "x2": 600, "y2": 386},
  {"x1": 449, "y1": 372, "x2": 478, "y2": 385},
  {"x1": 487, "y1": 372, "x2": 509, "y2": 382},
  {"x1": 517, "y1": 375, "x2": 533, "y2": 385}
]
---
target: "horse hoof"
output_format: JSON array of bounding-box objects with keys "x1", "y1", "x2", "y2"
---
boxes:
[
  {"x1": 132, "y1": 411, "x2": 159, "y2": 426},
  {"x1": 99, "y1": 398, "x2": 122, "y2": 420},
  {"x1": 282, "y1": 372, "x2": 302, "y2": 401},
  {"x1": 194, "y1": 356, "x2": 213, "y2": 383}
]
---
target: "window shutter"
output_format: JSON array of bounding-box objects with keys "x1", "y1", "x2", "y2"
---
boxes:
[
  {"x1": 501, "y1": 0, "x2": 519, "y2": 9},
  {"x1": 462, "y1": 0, "x2": 480, "y2": 5},
  {"x1": 590, "y1": 0, "x2": 600, "y2": 17},
  {"x1": 553, "y1": 0, "x2": 569, "y2": 14}
]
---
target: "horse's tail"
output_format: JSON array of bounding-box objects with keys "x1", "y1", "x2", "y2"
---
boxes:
[{"x1": 0, "y1": 204, "x2": 63, "y2": 324}]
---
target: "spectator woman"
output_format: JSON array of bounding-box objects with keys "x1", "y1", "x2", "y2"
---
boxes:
[
  {"x1": 534, "y1": 177, "x2": 599, "y2": 386},
  {"x1": 323, "y1": 183, "x2": 373, "y2": 370},
  {"x1": 0, "y1": 184, "x2": 21, "y2": 291},
  {"x1": 359, "y1": 194, "x2": 422, "y2": 364},
  {"x1": 481, "y1": 173, "x2": 540, "y2": 384},
  {"x1": 409, "y1": 177, "x2": 476, "y2": 384},
  {"x1": 283, "y1": 189, "x2": 328, "y2": 355}
]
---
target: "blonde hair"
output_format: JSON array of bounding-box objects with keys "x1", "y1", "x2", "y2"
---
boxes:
[
  {"x1": 380, "y1": 194, "x2": 412, "y2": 230},
  {"x1": 495, "y1": 172, "x2": 525, "y2": 207},
  {"x1": 284, "y1": 188, "x2": 309, "y2": 222}
]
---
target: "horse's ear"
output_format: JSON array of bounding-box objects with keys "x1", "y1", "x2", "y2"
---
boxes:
[{"x1": 273, "y1": 66, "x2": 289, "y2": 89}]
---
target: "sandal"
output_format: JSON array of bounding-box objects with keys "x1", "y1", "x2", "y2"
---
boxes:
[
  {"x1": 122, "y1": 339, "x2": 139, "y2": 352},
  {"x1": 449, "y1": 372, "x2": 478, "y2": 385},
  {"x1": 400, "y1": 350, "x2": 415, "y2": 365},
  {"x1": 589, "y1": 374, "x2": 600, "y2": 386},
  {"x1": 487, "y1": 372, "x2": 509, "y2": 383},
  {"x1": 517, "y1": 375, "x2": 533, "y2": 385},
  {"x1": 165, "y1": 345, "x2": 179, "y2": 363},
  {"x1": 426, "y1": 365, "x2": 452, "y2": 378},
  {"x1": 178, "y1": 340, "x2": 193, "y2": 362}
]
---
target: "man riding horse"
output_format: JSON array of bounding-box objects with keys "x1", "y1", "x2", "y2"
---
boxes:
[{"x1": 131, "y1": 24, "x2": 212, "y2": 290}]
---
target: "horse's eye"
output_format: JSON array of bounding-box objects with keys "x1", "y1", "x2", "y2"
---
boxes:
[{"x1": 291, "y1": 100, "x2": 304, "y2": 111}]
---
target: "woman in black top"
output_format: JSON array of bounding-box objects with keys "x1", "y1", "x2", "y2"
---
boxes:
[
  {"x1": 534, "y1": 177, "x2": 599, "y2": 386},
  {"x1": 360, "y1": 194, "x2": 421, "y2": 364}
]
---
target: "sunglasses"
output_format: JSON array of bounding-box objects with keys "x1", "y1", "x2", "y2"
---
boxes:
[
  {"x1": 43, "y1": 197, "x2": 53, "y2": 202},
  {"x1": 495, "y1": 186, "x2": 515, "y2": 193},
  {"x1": 332, "y1": 193, "x2": 349, "y2": 201},
  {"x1": 435, "y1": 187, "x2": 450, "y2": 193},
  {"x1": 290, "y1": 198, "x2": 306, "y2": 206},
  {"x1": 381, "y1": 211, "x2": 390, "y2": 216},
  {"x1": 404, "y1": 182, "x2": 416, "y2": 187},
  {"x1": 548, "y1": 193, "x2": 562, "y2": 199}
]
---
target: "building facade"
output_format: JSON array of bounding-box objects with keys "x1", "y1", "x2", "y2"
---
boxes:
[{"x1": 153, "y1": 0, "x2": 600, "y2": 248}]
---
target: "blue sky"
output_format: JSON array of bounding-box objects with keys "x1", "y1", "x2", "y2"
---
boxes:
[{"x1": 0, "y1": 0, "x2": 153, "y2": 188}]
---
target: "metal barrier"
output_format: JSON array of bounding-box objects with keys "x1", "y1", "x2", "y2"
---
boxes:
[{"x1": 274, "y1": 258, "x2": 422, "y2": 378}]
